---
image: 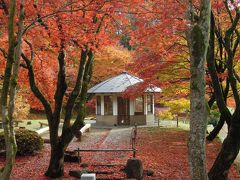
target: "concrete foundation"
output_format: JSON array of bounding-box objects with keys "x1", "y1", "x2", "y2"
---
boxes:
[
  {"x1": 96, "y1": 114, "x2": 155, "y2": 126},
  {"x1": 96, "y1": 115, "x2": 118, "y2": 126}
]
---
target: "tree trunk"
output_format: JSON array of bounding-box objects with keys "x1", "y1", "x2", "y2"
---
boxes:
[
  {"x1": 206, "y1": 115, "x2": 225, "y2": 141},
  {"x1": 22, "y1": 13, "x2": 96, "y2": 177},
  {"x1": 208, "y1": 115, "x2": 240, "y2": 179},
  {"x1": 0, "y1": 0, "x2": 18, "y2": 179},
  {"x1": 45, "y1": 144, "x2": 65, "y2": 178},
  {"x1": 206, "y1": 11, "x2": 231, "y2": 143},
  {"x1": 206, "y1": 4, "x2": 240, "y2": 178},
  {"x1": 187, "y1": 1, "x2": 211, "y2": 179}
]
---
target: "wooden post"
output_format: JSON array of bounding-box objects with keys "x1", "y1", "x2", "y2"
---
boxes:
[
  {"x1": 134, "y1": 124, "x2": 137, "y2": 137},
  {"x1": 133, "y1": 124, "x2": 137, "y2": 158},
  {"x1": 133, "y1": 148, "x2": 136, "y2": 158},
  {"x1": 77, "y1": 147, "x2": 80, "y2": 164}
]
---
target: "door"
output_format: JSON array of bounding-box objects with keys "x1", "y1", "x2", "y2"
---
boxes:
[{"x1": 117, "y1": 97, "x2": 130, "y2": 125}]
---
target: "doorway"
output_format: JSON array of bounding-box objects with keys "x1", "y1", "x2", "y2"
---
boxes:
[{"x1": 117, "y1": 97, "x2": 130, "y2": 125}]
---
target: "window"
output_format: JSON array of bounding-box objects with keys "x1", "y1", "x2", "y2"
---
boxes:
[
  {"x1": 135, "y1": 96, "x2": 144, "y2": 115},
  {"x1": 147, "y1": 94, "x2": 153, "y2": 114},
  {"x1": 96, "y1": 96, "x2": 101, "y2": 115},
  {"x1": 104, "y1": 96, "x2": 113, "y2": 115}
]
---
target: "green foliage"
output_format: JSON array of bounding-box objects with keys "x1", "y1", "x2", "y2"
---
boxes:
[
  {"x1": 206, "y1": 102, "x2": 220, "y2": 127},
  {"x1": 208, "y1": 110, "x2": 220, "y2": 127},
  {"x1": 208, "y1": 117, "x2": 218, "y2": 127},
  {"x1": 0, "y1": 129, "x2": 43, "y2": 155}
]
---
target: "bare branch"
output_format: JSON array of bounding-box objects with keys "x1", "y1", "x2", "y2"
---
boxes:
[
  {"x1": 0, "y1": 0, "x2": 9, "y2": 15},
  {"x1": 24, "y1": 39, "x2": 34, "y2": 62},
  {"x1": 21, "y1": 52, "x2": 53, "y2": 120},
  {"x1": 0, "y1": 47, "x2": 7, "y2": 59}
]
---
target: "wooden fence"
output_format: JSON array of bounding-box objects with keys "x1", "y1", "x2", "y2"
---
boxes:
[{"x1": 75, "y1": 124, "x2": 138, "y2": 163}]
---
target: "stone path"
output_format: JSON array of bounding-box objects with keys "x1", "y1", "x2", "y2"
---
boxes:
[{"x1": 91, "y1": 127, "x2": 133, "y2": 164}]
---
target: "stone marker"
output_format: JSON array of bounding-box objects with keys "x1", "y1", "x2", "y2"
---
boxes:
[
  {"x1": 146, "y1": 169, "x2": 154, "y2": 176},
  {"x1": 81, "y1": 173, "x2": 96, "y2": 180},
  {"x1": 125, "y1": 158, "x2": 143, "y2": 180},
  {"x1": 69, "y1": 170, "x2": 82, "y2": 178}
]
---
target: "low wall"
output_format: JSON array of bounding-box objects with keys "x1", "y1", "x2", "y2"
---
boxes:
[
  {"x1": 130, "y1": 115, "x2": 146, "y2": 125},
  {"x1": 96, "y1": 115, "x2": 118, "y2": 126},
  {"x1": 96, "y1": 114, "x2": 155, "y2": 126}
]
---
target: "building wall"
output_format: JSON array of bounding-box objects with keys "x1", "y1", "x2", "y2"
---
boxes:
[
  {"x1": 95, "y1": 93, "x2": 156, "y2": 126},
  {"x1": 96, "y1": 115, "x2": 118, "y2": 126},
  {"x1": 129, "y1": 114, "x2": 155, "y2": 125},
  {"x1": 146, "y1": 114, "x2": 155, "y2": 123},
  {"x1": 130, "y1": 115, "x2": 146, "y2": 125},
  {"x1": 96, "y1": 114, "x2": 155, "y2": 126}
]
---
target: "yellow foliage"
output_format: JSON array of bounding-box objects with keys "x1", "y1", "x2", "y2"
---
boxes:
[
  {"x1": 161, "y1": 98, "x2": 190, "y2": 115},
  {"x1": 13, "y1": 95, "x2": 30, "y2": 119},
  {"x1": 158, "y1": 110, "x2": 174, "y2": 120}
]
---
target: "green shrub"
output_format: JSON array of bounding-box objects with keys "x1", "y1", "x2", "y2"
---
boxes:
[
  {"x1": 208, "y1": 117, "x2": 218, "y2": 127},
  {"x1": 0, "y1": 129, "x2": 43, "y2": 155}
]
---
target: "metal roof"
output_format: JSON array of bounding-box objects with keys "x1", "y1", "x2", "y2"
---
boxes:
[{"x1": 88, "y1": 71, "x2": 162, "y2": 94}]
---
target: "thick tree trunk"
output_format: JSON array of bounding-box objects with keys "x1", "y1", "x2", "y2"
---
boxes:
[
  {"x1": 187, "y1": 1, "x2": 211, "y2": 179},
  {"x1": 208, "y1": 115, "x2": 240, "y2": 179},
  {"x1": 45, "y1": 114, "x2": 64, "y2": 178},
  {"x1": 188, "y1": 31, "x2": 208, "y2": 179},
  {"x1": 0, "y1": 0, "x2": 20, "y2": 179},
  {"x1": 45, "y1": 144, "x2": 65, "y2": 178}
]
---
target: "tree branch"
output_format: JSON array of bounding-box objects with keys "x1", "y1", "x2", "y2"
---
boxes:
[
  {"x1": 24, "y1": 39, "x2": 34, "y2": 62},
  {"x1": 0, "y1": 0, "x2": 9, "y2": 15},
  {"x1": 207, "y1": 11, "x2": 232, "y2": 124},
  {"x1": 0, "y1": 48, "x2": 7, "y2": 59},
  {"x1": 52, "y1": 17, "x2": 67, "y2": 127},
  {"x1": 21, "y1": 53, "x2": 53, "y2": 120},
  {"x1": 62, "y1": 49, "x2": 88, "y2": 129},
  {"x1": 233, "y1": 69, "x2": 240, "y2": 83},
  {"x1": 62, "y1": 50, "x2": 94, "y2": 146}
]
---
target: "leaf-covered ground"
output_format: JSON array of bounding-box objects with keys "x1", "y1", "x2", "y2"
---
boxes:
[
  {"x1": 0, "y1": 127, "x2": 239, "y2": 179},
  {"x1": 137, "y1": 128, "x2": 239, "y2": 179}
]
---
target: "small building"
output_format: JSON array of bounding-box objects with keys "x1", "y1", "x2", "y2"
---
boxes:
[{"x1": 87, "y1": 72, "x2": 161, "y2": 126}]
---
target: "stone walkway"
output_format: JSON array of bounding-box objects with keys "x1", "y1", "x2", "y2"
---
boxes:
[{"x1": 91, "y1": 127, "x2": 133, "y2": 164}]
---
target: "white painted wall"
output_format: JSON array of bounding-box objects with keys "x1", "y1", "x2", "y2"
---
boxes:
[
  {"x1": 152, "y1": 94, "x2": 155, "y2": 115},
  {"x1": 100, "y1": 95, "x2": 104, "y2": 115},
  {"x1": 95, "y1": 93, "x2": 155, "y2": 117},
  {"x1": 130, "y1": 98, "x2": 135, "y2": 115},
  {"x1": 144, "y1": 94, "x2": 147, "y2": 115},
  {"x1": 113, "y1": 95, "x2": 118, "y2": 115}
]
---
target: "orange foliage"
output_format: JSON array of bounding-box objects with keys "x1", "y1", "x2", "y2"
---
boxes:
[
  {"x1": 0, "y1": 0, "x2": 139, "y2": 110},
  {"x1": 127, "y1": 1, "x2": 189, "y2": 98},
  {"x1": 92, "y1": 46, "x2": 132, "y2": 85}
]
